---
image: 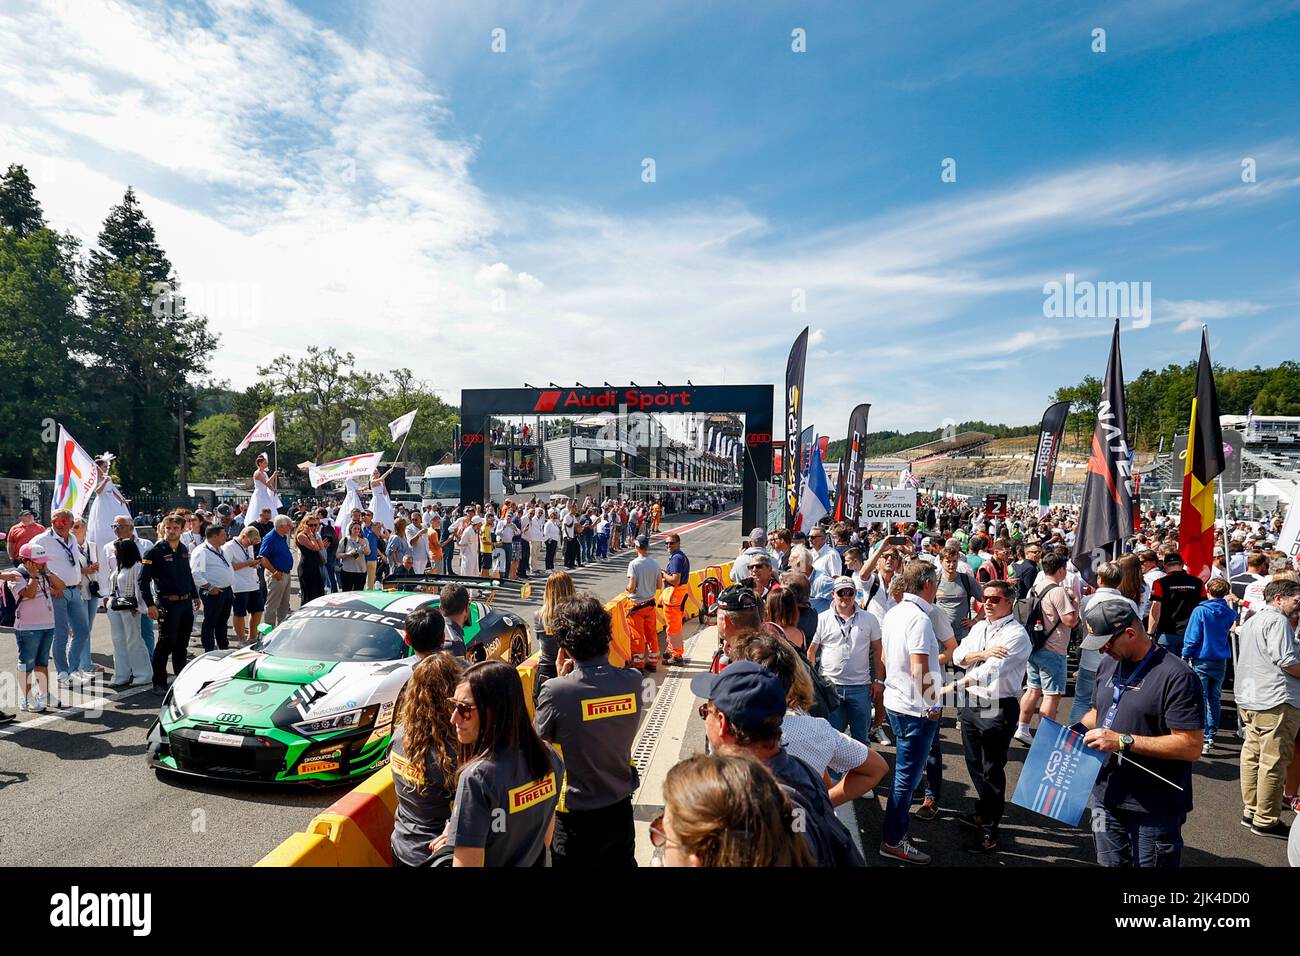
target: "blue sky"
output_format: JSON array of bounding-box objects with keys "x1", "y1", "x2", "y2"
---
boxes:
[{"x1": 1, "y1": 0, "x2": 1298, "y2": 436}]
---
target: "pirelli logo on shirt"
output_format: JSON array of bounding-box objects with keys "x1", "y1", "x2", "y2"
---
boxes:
[
  {"x1": 581, "y1": 693, "x2": 637, "y2": 721},
  {"x1": 508, "y1": 772, "x2": 557, "y2": 813},
  {"x1": 390, "y1": 751, "x2": 423, "y2": 787}
]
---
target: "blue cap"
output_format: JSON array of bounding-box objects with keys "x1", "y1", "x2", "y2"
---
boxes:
[{"x1": 690, "y1": 661, "x2": 786, "y2": 736}]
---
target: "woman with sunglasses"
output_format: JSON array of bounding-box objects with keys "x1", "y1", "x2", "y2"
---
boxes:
[
  {"x1": 444, "y1": 660, "x2": 563, "y2": 866},
  {"x1": 390, "y1": 652, "x2": 463, "y2": 867},
  {"x1": 651, "y1": 753, "x2": 813, "y2": 867},
  {"x1": 294, "y1": 516, "x2": 325, "y2": 604}
]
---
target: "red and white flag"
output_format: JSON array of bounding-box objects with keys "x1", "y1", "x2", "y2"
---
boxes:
[{"x1": 235, "y1": 411, "x2": 276, "y2": 455}]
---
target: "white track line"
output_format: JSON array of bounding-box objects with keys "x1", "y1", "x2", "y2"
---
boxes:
[{"x1": 0, "y1": 684, "x2": 154, "y2": 738}]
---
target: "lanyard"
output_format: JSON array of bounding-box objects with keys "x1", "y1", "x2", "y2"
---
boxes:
[
  {"x1": 1101, "y1": 645, "x2": 1158, "y2": 730},
  {"x1": 207, "y1": 545, "x2": 230, "y2": 568},
  {"x1": 53, "y1": 534, "x2": 78, "y2": 567}
]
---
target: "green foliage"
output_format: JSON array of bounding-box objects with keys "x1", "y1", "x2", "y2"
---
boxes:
[
  {"x1": 190, "y1": 412, "x2": 248, "y2": 481},
  {"x1": 826, "y1": 421, "x2": 1038, "y2": 461}
]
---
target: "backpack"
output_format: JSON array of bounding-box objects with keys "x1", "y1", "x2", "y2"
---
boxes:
[
  {"x1": 1015, "y1": 582, "x2": 1061, "y2": 651},
  {"x1": 0, "y1": 568, "x2": 30, "y2": 628}
]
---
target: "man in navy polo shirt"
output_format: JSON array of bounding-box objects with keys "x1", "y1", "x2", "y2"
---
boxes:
[
  {"x1": 1079, "y1": 600, "x2": 1204, "y2": 867},
  {"x1": 258, "y1": 515, "x2": 295, "y2": 626}
]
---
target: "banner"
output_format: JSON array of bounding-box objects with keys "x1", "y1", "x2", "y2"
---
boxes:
[
  {"x1": 1178, "y1": 327, "x2": 1226, "y2": 581},
  {"x1": 834, "y1": 404, "x2": 871, "y2": 524},
  {"x1": 1010, "y1": 718, "x2": 1106, "y2": 826},
  {"x1": 859, "y1": 488, "x2": 917, "y2": 523},
  {"x1": 1073, "y1": 320, "x2": 1134, "y2": 572},
  {"x1": 1028, "y1": 400, "x2": 1070, "y2": 517},
  {"x1": 52, "y1": 425, "x2": 99, "y2": 519},
  {"x1": 308, "y1": 451, "x2": 384, "y2": 489},
  {"x1": 388, "y1": 409, "x2": 418, "y2": 442},
  {"x1": 1278, "y1": 501, "x2": 1300, "y2": 566},
  {"x1": 796, "y1": 440, "x2": 831, "y2": 531},
  {"x1": 784, "y1": 327, "x2": 809, "y2": 529},
  {"x1": 235, "y1": 411, "x2": 276, "y2": 456}
]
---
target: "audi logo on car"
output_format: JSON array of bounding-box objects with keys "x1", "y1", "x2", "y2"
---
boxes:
[{"x1": 216, "y1": 713, "x2": 242, "y2": 724}]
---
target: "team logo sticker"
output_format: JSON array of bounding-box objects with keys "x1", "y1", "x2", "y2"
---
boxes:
[
  {"x1": 581, "y1": 693, "x2": 637, "y2": 721},
  {"x1": 508, "y1": 773, "x2": 557, "y2": 812}
]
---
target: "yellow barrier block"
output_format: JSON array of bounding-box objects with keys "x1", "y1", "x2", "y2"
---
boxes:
[
  {"x1": 255, "y1": 831, "x2": 338, "y2": 867},
  {"x1": 308, "y1": 813, "x2": 389, "y2": 867},
  {"x1": 517, "y1": 652, "x2": 540, "y2": 717}
]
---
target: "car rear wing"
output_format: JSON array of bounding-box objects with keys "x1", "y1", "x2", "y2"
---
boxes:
[{"x1": 382, "y1": 573, "x2": 534, "y2": 604}]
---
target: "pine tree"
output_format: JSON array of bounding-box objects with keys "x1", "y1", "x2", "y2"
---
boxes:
[
  {"x1": 81, "y1": 188, "x2": 215, "y2": 491},
  {"x1": 0, "y1": 164, "x2": 46, "y2": 236}
]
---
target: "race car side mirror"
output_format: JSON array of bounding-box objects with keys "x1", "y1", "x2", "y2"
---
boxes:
[
  {"x1": 257, "y1": 623, "x2": 273, "y2": 637},
  {"x1": 520, "y1": 581, "x2": 533, "y2": 601}
]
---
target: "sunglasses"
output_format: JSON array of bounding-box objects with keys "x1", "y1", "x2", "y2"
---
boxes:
[
  {"x1": 307, "y1": 523, "x2": 320, "y2": 527},
  {"x1": 649, "y1": 813, "x2": 680, "y2": 850},
  {"x1": 447, "y1": 699, "x2": 477, "y2": 719},
  {"x1": 835, "y1": 589, "x2": 856, "y2": 597},
  {"x1": 698, "y1": 702, "x2": 715, "y2": 721},
  {"x1": 982, "y1": 595, "x2": 1005, "y2": 605}
]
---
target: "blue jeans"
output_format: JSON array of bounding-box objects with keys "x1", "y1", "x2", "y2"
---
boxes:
[
  {"x1": 15, "y1": 628, "x2": 55, "y2": 669},
  {"x1": 596, "y1": 532, "x2": 610, "y2": 559},
  {"x1": 1156, "y1": 633, "x2": 1184, "y2": 657},
  {"x1": 1069, "y1": 662, "x2": 1098, "y2": 725},
  {"x1": 51, "y1": 589, "x2": 93, "y2": 676},
  {"x1": 829, "y1": 683, "x2": 873, "y2": 748},
  {"x1": 923, "y1": 716, "x2": 946, "y2": 802},
  {"x1": 1091, "y1": 805, "x2": 1184, "y2": 867},
  {"x1": 140, "y1": 612, "x2": 155, "y2": 657},
  {"x1": 1190, "y1": 658, "x2": 1227, "y2": 741},
  {"x1": 883, "y1": 711, "x2": 939, "y2": 846}
]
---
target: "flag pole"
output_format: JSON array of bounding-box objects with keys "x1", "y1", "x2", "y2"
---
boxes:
[{"x1": 1202, "y1": 325, "x2": 1233, "y2": 574}]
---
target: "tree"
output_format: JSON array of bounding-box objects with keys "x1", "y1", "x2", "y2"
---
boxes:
[
  {"x1": 189, "y1": 412, "x2": 248, "y2": 480},
  {"x1": 361, "y1": 368, "x2": 460, "y2": 469},
  {"x1": 256, "y1": 347, "x2": 381, "y2": 466},
  {"x1": 0, "y1": 173, "x2": 84, "y2": 475},
  {"x1": 81, "y1": 188, "x2": 216, "y2": 491},
  {"x1": 0, "y1": 164, "x2": 46, "y2": 236}
]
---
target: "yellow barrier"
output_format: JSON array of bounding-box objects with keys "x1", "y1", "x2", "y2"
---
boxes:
[{"x1": 260, "y1": 560, "x2": 733, "y2": 866}]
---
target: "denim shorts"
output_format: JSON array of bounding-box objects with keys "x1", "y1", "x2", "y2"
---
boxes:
[
  {"x1": 15, "y1": 628, "x2": 55, "y2": 669},
  {"x1": 1026, "y1": 646, "x2": 1068, "y2": 695}
]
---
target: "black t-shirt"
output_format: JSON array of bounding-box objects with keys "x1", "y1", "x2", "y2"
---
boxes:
[
  {"x1": 1149, "y1": 570, "x2": 1206, "y2": 635},
  {"x1": 1013, "y1": 559, "x2": 1038, "y2": 600},
  {"x1": 767, "y1": 748, "x2": 865, "y2": 867},
  {"x1": 389, "y1": 725, "x2": 454, "y2": 866},
  {"x1": 796, "y1": 604, "x2": 819, "y2": 652},
  {"x1": 1090, "y1": 646, "x2": 1204, "y2": 817}
]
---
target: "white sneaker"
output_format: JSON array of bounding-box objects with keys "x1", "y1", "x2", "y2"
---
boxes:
[
  {"x1": 1013, "y1": 726, "x2": 1034, "y2": 746},
  {"x1": 70, "y1": 670, "x2": 95, "y2": 686},
  {"x1": 18, "y1": 697, "x2": 31, "y2": 711},
  {"x1": 57, "y1": 673, "x2": 73, "y2": 687},
  {"x1": 28, "y1": 693, "x2": 46, "y2": 713}
]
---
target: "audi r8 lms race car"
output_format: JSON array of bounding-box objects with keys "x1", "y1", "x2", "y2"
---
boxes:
[{"x1": 146, "y1": 579, "x2": 532, "y2": 785}]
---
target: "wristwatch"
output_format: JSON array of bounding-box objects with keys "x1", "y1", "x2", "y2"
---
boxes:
[
  {"x1": 872, "y1": 678, "x2": 886, "y2": 686},
  {"x1": 1119, "y1": 733, "x2": 1134, "y2": 753}
]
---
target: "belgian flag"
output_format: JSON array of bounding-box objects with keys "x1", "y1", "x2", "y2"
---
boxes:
[{"x1": 1178, "y1": 328, "x2": 1226, "y2": 580}]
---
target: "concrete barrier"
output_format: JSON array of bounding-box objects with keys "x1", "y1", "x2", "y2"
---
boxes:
[{"x1": 259, "y1": 563, "x2": 731, "y2": 867}]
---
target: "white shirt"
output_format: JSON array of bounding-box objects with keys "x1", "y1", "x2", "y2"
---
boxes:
[
  {"x1": 812, "y1": 605, "x2": 880, "y2": 686},
  {"x1": 32, "y1": 529, "x2": 82, "y2": 586},
  {"x1": 180, "y1": 529, "x2": 203, "y2": 553},
  {"x1": 191, "y1": 541, "x2": 236, "y2": 591},
  {"x1": 858, "y1": 572, "x2": 897, "y2": 623},
  {"x1": 813, "y1": 544, "x2": 843, "y2": 578},
  {"x1": 881, "y1": 593, "x2": 942, "y2": 717},
  {"x1": 951, "y1": 614, "x2": 1032, "y2": 703},
  {"x1": 782, "y1": 711, "x2": 871, "y2": 778},
  {"x1": 101, "y1": 535, "x2": 150, "y2": 593},
  {"x1": 223, "y1": 539, "x2": 260, "y2": 593},
  {"x1": 543, "y1": 520, "x2": 561, "y2": 543},
  {"x1": 562, "y1": 514, "x2": 576, "y2": 540},
  {"x1": 1140, "y1": 567, "x2": 1165, "y2": 618}
]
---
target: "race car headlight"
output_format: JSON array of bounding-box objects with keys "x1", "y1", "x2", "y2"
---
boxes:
[
  {"x1": 291, "y1": 706, "x2": 376, "y2": 737},
  {"x1": 166, "y1": 694, "x2": 182, "y2": 721}
]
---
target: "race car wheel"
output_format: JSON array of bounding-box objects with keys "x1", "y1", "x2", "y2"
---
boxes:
[{"x1": 508, "y1": 628, "x2": 529, "y2": 667}]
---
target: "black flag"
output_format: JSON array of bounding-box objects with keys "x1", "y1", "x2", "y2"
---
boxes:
[
  {"x1": 1073, "y1": 321, "x2": 1134, "y2": 571},
  {"x1": 784, "y1": 327, "x2": 809, "y2": 530},
  {"x1": 1028, "y1": 401, "x2": 1070, "y2": 518},
  {"x1": 834, "y1": 404, "x2": 871, "y2": 524}
]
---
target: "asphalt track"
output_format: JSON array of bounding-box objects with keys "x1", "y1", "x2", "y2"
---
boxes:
[{"x1": 0, "y1": 509, "x2": 745, "y2": 867}]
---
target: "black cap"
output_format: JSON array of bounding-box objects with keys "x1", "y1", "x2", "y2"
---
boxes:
[
  {"x1": 689, "y1": 661, "x2": 786, "y2": 736},
  {"x1": 635, "y1": 535, "x2": 650, "y2": 549},
  {"x1": 216, "y1": 504, "x2": 232, "y2": 517},
  {"x1": 1082, "y1": 599, "x2": 1140, "y2": 650},
  {"x1": 716, "y1": 584, "x2": 759, "y2": 611}
]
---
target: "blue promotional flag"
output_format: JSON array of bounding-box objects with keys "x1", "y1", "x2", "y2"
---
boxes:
[
  {"x1": 796, "y1": 440, "x2": 832, "y2": 531},
  {"x1": 1010, "y1": 717, "x2": 1107, "y2": 826}
]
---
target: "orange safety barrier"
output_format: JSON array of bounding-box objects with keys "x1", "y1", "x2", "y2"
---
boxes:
[{"x1": 604, "y1": 561, "x2": 732, "y2": 669}]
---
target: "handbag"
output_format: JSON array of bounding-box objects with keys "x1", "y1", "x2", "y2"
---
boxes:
[{"x1": 109, "y1": 571, "x2": 138, "y2": 611}]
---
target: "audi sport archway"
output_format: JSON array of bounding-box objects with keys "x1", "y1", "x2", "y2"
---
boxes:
[{"x1": 458, "y1": 385, "x2": 774, "y2": 535}]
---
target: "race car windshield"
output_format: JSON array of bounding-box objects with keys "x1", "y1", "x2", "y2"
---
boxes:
[{"x1": 259, "y1": 615, "x2": 406, "y2": 663}]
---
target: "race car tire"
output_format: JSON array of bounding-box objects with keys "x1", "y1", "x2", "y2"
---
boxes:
[{"x1": 507, "y1": 627, "x2": 529, "y2": 667}]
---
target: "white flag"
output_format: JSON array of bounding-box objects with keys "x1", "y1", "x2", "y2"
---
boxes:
[
  {"x1": 236, "y1": 411, "x2": 276, "y2": 455},
  {"x1": 308, "y1": 451, "x2": 384, "y2": 489},
  {"x1": 52, "y1": 425, "x2": 99, "y2": 519},
  {"x1": 1278, "y1": 501, "x2": 1300, "y2": 567},
  {"x1": 388, "y1": 409, "x2": 418, "y2": 442}
]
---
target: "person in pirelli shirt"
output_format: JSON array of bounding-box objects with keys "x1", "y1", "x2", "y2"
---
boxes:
[
  {"x1": 535, "y1": 593, "x2": 645, "y2": 866},
  {"x1": 444, "y1": 660, "x2": 564, "y2": 867}
]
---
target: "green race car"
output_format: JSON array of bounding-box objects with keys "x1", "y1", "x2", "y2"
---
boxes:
[{"x1": 146, "y1": 584, "x2": 531, "y2": 785}]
